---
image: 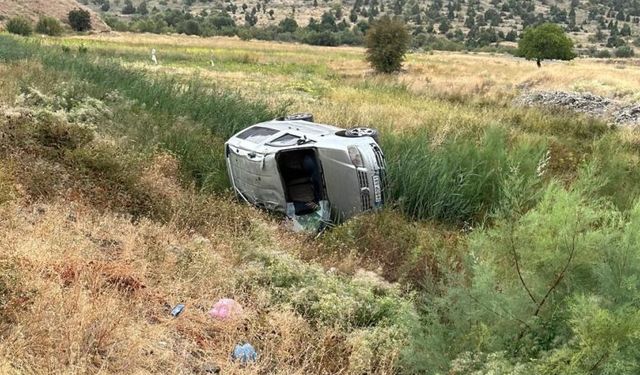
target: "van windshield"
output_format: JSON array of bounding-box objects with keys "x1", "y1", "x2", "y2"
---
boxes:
[{"x1": 236, "y1": 126, "x2": 278, "y2": 143}]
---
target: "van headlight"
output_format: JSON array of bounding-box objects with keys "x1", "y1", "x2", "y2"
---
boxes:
[{"x1": 348, "y1": 146, "x2": 364, "y2": 168}]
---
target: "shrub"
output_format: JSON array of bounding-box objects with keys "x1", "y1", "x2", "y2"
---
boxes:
[
  {"x1": 365, "y1": 16, "x2": 410, "y2": 73},
  {"x1": 68, "y1": 9, "x2": 92, "y2": 32},
  {"x1": 35, "y1": 16, "x2": 64, "y2": 36},
  {"x1": 595, "y1": 49, "x2": 612, "y2": 58},
  {"x1": 303, "y1": 30, "x2": 340, "y2": 46},
  {"x1": 278, "y1": 17, "x2": 298, "y2": 33},
  {"x1": 6, "y1": 17, "x2": 33, "y2": 36},
  {"x1": 177, "y1": 20, "x2": 201, "y2": 36},
  {"x1": 614, "y1": 45, "x2": 635, "y2": 58},
  {"x1": 404, "y1": 184, "x2": 640, "y2": 372}
]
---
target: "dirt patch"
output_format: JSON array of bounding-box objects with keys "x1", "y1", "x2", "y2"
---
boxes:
[{"x1": 515, "y1": 90, "x2": 640, "y2": 128}]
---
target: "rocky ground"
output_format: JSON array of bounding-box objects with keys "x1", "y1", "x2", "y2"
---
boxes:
[{"x1": 515, "y1": 90, "x2": 640, "y2": 128}]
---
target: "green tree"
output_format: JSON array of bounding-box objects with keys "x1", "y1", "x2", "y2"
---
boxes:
[
  {"x1": 518, "y1": 23, "x2": 575, "y2": 67},
  {"x1": 35, "y1": 16, "x2": 64, "y2": 36},
  {"x1": 178, "y1": 19, "x2": 201, "y2": 35},
  {"x1": 6, "y1": 16, "x2": 33, "y2": 36},
  {"x1": 364, "y1": 16, "x2": 410, "y2": 73},
  {"x1": 138, "y1": 1, "x2": 149, "y2": 15},
  {"x1": 122, "y1": 0, "x2": 136, "y2": 14},
  {"x1": 278, "y1": 17, "x2": 298, "y2": 33},
  {"x1": 68, "y1": 9, "x2": 92, "y2": 31}
]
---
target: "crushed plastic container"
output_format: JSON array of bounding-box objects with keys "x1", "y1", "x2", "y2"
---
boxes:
[
  {"x1": 208, "y1": 298, "x2": 243, "y2": 320},
  {"x1": 171, "y1": 303, "x2": 185, "y2": 317},
  {"x1": 232, "y1": 343, "x2": 257, "y2": 364}
]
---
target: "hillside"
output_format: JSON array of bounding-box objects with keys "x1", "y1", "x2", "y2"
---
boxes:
[
  {"x1": 0, "y1": 0, "x2": 110, "y2": 32},
  {"x1": 85, "y1": 0, "x2": 640, "y2": 53}
]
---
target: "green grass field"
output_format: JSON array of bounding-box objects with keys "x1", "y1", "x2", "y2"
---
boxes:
[{"x1": 2, "y1": 32, "x2": 640, "y2": 374}]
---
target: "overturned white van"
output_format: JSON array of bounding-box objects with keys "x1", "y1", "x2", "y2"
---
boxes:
[{"x1": 225, "y1": 114, "x2": 386, "y2": 229}]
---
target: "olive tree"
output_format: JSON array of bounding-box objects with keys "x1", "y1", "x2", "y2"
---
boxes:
[
  {"x1": 68, "y1": 8, "x2": 92, "y2": 32},
  {"x1": 365, "y1": 16, "x2": 410, "y2": 73},
  {"x1": 518, "y1": 23, "x2": 575, "y2": 67}
]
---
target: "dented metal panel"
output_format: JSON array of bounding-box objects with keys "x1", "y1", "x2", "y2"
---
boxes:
[{"x1": 227, "y1": 147, "x2": 286, "y2": 212}]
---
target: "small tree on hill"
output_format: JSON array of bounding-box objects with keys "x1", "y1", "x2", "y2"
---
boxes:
[
  {"x1": 122, "y1": 0, "x2": 136, "y2": 15},
  {"x1": 68, "y1": 9, "x2": 92, "y2": 32},
  {"x1": 278, "y1": 17, "x2": 298, "y2": 33},
  {"x1": 138, "y1": 1, "x2": 149, "y2": 15},
  {"x1": 518, "y1": 23, "x2": 575, "y2": 67},
  {"x1": 6, "y1": 16, "x2": 33, "y2": 36},
  {"x1": 365, "y1": 16, "x2": 410, "y2": 73}
]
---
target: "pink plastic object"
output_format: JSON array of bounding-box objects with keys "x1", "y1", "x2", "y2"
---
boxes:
[{"x1": 208, "y1": 298, "x2": 243, "y2": 320}]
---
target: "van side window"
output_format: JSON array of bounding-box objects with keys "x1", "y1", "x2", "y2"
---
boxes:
[{"x1": 236, "y1": 126, "x2": 278, "y2": 143}]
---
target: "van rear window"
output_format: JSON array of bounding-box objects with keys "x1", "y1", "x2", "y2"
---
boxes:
[{"x1": 236, "y1": 126, "x2": 278, "y2": 143}]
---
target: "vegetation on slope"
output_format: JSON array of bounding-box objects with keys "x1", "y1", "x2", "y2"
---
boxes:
[{"x1": 3, "y1": 33, "x2": 640, "y2": 373}]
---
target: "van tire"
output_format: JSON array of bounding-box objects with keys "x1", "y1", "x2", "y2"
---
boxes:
[
  {"x1": 339, "y1": 127, "x2": 379, "y2": 142},
  {"x1": 284, "y1": 113, "x2": 314, "y2": 122}
]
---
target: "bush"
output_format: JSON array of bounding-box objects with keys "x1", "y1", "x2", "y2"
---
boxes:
[
  {"x1": 365, "y1": 16, "x2": 410, "y2": 73},
  {"x1": 68, "y1": 9, "x2": 92, "y2": 32},
  {"x1": 615, "y1": 45, "x2": 635, "y2": 58},
  {"x1": 6, "y1": 17, "x2": 33, "y2": 36},
  {"x1": 303, "y1": 30, "x2": 340, "y2": 46},
  {"x1": 177, "y1": 20, "x2": 201, "y2": 36},
  {"x1": 595, "y1": 49, "x2": 612, "y2": 58},
  {"x1": 35, "y1": 16, "x2": 64, "y2": 36}
]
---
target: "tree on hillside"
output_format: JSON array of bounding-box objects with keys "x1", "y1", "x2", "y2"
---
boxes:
[
  {"x1": 518, "y1": 23, "x2": 575, "y2": 67},
  {"x1": 365, "y1": 16, "x2": 410, "y2": 73},
  {"x1": 278, "y1": 17, "x2": 298, "y2": 33},
  {"x1": 122, "y1": 0, "x2": 136, "y2": 15},
  {"x1": 138, "y1": 1, "x2": 149, "y2": 15},
  {"x1": 68, "y1": 9, "x2": 92, "y2": 32}
]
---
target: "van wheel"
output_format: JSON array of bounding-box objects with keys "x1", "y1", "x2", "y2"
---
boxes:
[
  {"x1": 341, "y1": 127, "x2": 379, "y2": 142},
  {"x1": 284, "y1": 113, "x2": 314, "y2": 122}
]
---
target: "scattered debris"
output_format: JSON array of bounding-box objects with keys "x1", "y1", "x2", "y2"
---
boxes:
[
  {"x1": 199, "y1": 363, "x2": 221, "y2": 374},
  {"x1": 208, "y1": 298, "x2": 243, "y2": 320},
  {"x1": 171, "y1": 303, "x2": 185, "y2": 317},
  {"x1": 231, "y1": 343, "x2": 257, "y2": 365},
  {"x1": 515, "y1": 90, "x2": 640, "y2": 127}
]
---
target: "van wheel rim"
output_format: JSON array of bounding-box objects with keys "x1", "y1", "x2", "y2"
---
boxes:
[{"x1": 349, "y1": 127, "x2": 374, "y2": 137}]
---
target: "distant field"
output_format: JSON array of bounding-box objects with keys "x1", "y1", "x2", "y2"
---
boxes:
[{"x1": 64, "y1": 32, "x2": 640, "y2": 135}]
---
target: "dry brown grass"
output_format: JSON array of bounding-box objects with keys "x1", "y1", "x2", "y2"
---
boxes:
[{"x1": 0, "y1": 175, "x2": 404, "y2": 373}]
